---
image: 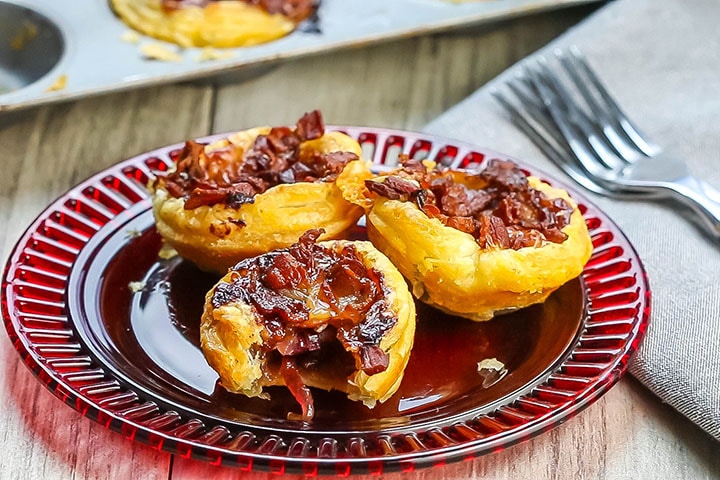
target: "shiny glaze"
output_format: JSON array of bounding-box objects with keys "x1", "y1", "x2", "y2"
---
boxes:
[{"x1": 96, "y1": 226, "x2": 584, "y2": 429}]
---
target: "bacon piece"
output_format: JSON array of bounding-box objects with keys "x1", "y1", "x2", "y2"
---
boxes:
[
  {"x1": 365, "y1": 176, "x2": 420, "y2": 201},
  {"x1": 359, "y1": 345, "x2": 389, "y2": 375},
  {"x1": 419, "y1": 202, "x2": 443, "y2": 219},
  {"x1": 275, "y1": 330, "x2": 321, "y2": 356},
  {"x1": 266, "y1": 126, "x2": 300, "y2": 154},
  {"x1": 480, "y1": 158, "x2": 529, "y2": 191},
  {"x1": 184, "y1": 183, "x2": 256, "y2": 210},
  {"x1": 295, "y1": 110, "x2": 324, "y2": 141},
  {"x1": 159, "y1": 111, "x2": 357, "y2": 210},
  {"x1": 246, "y1": 0, "x2": 318, "y2": 22},
  {"x1": 437, "y1": 182, "x2": 492, "y2": 217},
  {"x1": 446, "y1": 216, "x2": 477, "y2": 235},
  {"x1": 280, "y1": 357, "x2": 315, "y2": 421},
  {"x1": 478, "y1": 215, "x2": 511, "y2": 249},
  {"x1": 399, "y1": 157, "x2": 428, "y2": 174},
  {"x1": 263, "y1": 251, "x2": 307, "y2": 291},
  {"x1": 366, "y1": 157, "x2": 574, "y2": 249},
  {"x1": 494, "y1": 192, "x2": 539, "y2": 229},
  {"x1": 306, "y1": 151, "x2": 359, "y2": 178}
]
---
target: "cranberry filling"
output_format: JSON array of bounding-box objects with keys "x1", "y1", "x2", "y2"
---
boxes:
[{"x1": 365, "y1": 157, "x2": 574, "y2": 250}]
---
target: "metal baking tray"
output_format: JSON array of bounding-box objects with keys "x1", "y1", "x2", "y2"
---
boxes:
[{"x1": 0, "y1": 0, "x2": 600, "y2": 112}]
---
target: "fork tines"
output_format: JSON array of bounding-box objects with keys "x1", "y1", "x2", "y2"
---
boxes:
[
  {"x1": 490, "y1": 57, "x2": 611, "y2": 194},
  {"x1": 559, "y1": 47, "x2": 661, "y2": 158},
  {"x1": 492, "y1": 46, "x2": 657, "y2": 197}
]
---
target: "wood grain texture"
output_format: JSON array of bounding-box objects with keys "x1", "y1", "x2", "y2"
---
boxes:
[
  {"x1": 0, "y1": 84, "x2": 213, "y2": 480},
  {"x1": 211, "y1": 8, "x2": 590, "y2": 133},
  {"x1": 2, "y1": 4, "x2": 719, "y2": 480},
  {"x1": 169, "y1": 379, "x2": 720, "y2": 480}
]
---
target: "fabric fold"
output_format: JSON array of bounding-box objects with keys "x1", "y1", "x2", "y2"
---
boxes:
[{"x1": 423, "y1": 0, "x2": 720, "y2": 440}]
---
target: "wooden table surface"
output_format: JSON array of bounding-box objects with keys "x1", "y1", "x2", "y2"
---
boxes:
[{"x1": 2, "y1": 4, "x2": 720, "y2": 479}]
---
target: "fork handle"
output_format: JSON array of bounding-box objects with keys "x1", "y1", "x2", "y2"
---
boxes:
[{"x1": 665, "y1": 176, "x2": 720, "y2": 238}]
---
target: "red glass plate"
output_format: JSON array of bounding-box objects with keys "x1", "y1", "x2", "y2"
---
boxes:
[{"x1": 2, "y1": 127, "x2": 650, "y2": 475}]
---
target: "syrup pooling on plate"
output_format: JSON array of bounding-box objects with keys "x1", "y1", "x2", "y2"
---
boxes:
[
  {"x1": 94, "y1": 223, "x2": 583, "y2": 431},
  {"x1": 95, "y1": 225, "x2": 583, "y2": 427}
]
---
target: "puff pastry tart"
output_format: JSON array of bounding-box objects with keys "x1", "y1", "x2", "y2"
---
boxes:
[
  {"x1": 348, "y1": 157, "x2": 593, "y2": 321},
  {"x1": 110, "y1": 0, "x2": 318, "y2": 48},
  {"x1": 200, "y1": 230, "x2": 416, "y2": 420},
  {"x1": 149, "y1": 111, "x2": 370, "y2": 273}
]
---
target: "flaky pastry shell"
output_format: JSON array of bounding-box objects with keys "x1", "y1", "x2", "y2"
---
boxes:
[
  {"x1": 110, "y1": 0, "x2": 295, "y2": 48},
  {"x1": 354, "y1": 175, "x2": 593, "y2": 321},
  {"x1": 151, "y1": 128, "x2": 371, "y2": 273},
  {"x1": 200, "y1": 240, "x2": 416, "y2": 410}
]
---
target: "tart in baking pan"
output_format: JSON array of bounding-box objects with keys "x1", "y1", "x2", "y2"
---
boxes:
[
  {"x1": 200, "y1": 230, "x2": 416, "y2": 420},
  {"x1": 149, "y1": 111, "x2": 371, "y2": 273},
  {"x1": 347, "y1": 156, "x2": 593, "y2": 321},
  {"x1": 110, "y1": 0, "x2": 318, "y2": 48}
]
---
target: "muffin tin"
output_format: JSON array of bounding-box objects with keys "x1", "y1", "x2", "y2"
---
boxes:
[{"x1": 0, "y1": 0, "x2": 598, "y2": 112}]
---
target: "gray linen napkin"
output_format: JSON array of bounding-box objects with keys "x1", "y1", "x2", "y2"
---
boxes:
[{"x1": 423, "y1": 0, "x2": 720, "y2": 440}]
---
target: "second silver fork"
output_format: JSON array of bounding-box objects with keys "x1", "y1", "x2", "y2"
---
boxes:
[{"x1": 493, "y1": 47, "x2": 720, "y2": 239}]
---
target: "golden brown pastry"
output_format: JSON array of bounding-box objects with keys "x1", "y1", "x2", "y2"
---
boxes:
[
  {"x1": 150, "y1": 111, "x2": 372, "y2": 273},
  {"x1": 346, "y1": 157, "x2": 593, "y2": 321},
  {"x1": 200, "y1": 230, "x2": 416, "y2": 420},
  {"x1": 110, "y1": 0, "x2": 318, "y2": 49}
]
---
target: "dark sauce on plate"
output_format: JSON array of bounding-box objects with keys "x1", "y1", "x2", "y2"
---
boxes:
[{"x1": 98, "y1": 227, "x2": 583, "y2": 429}]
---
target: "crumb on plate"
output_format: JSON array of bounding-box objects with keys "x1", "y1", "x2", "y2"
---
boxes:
[
  {"x1": 197, "y1": 47, "x2": 234, "y2": 62},
  {"x1": 140, "y1": 42, "x2": 183, "y2": 62},
  {"x1": 121, "y1": 30, "x2": 142, "y2": 44},
  {"x1": 477, "y1": 358, "x2": 508, "y2": 388},
  {"x1": 46, "y1": 74, "x2": 68, "y2": 92},
  {"x1": 158, "y1": 242, "x2": 178, "y2": 260}
]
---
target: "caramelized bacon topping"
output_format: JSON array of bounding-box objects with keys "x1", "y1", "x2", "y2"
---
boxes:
[
  {"x1": 365, "y1": 157, "x2": 573, "y2": 249},
  {"x1": 211, "y1": 230, "x2": 397, "y2": 419},
  {"x1": 156, "y1": 111, "x2": 358, "y2": 210},
  {"x1": 280, "y1": 357, "x2": 315, "y2": 421},
  {"x1": 161, "y1": 0, "x2": 319, "y2": 22}
]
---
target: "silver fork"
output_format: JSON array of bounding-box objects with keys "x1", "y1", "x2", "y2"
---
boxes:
[
  {"x1": 492, "y1": 59, "x2": 658, "y2": 199},
  {"x1": 493, "y1": 46, "x2": 720, "y2": 239}
]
